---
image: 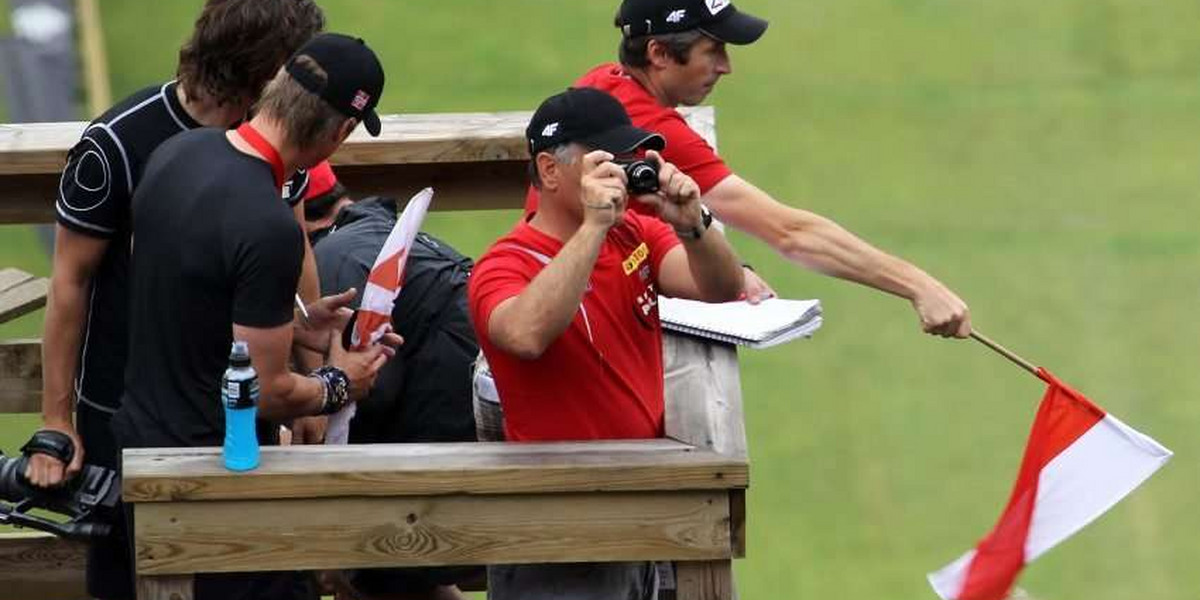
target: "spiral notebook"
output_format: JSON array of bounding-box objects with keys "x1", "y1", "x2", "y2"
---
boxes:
[{"x1": 659, "y1": 297, "x2": 823, "y2": 349}]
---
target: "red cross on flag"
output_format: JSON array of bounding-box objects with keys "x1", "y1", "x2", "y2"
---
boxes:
[{"x1": 326, "y1": 187, "x2": 435, "y2": 445}]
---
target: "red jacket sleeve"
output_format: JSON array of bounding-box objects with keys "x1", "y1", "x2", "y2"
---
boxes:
[{"x1": 652, "y1": 113, "x2": 733, "y2": 194}]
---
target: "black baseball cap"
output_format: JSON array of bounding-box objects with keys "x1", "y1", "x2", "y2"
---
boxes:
[
  {"x1": 616, "y1": 0, "x2": 768, "y2": 45},
  {"x1": 286, "y1": 33, "x2": 386, "y2": 136},
  {"x1": 527, "y1": 88, "x2": 665, "y2": 155}
]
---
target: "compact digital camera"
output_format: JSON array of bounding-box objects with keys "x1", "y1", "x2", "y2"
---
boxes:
[{"x1": 617, "y1": 157, "x2": 660, "y2": 195}]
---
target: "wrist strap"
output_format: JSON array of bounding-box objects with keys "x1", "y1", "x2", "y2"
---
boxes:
[{"x1": 21, "y1": 430, "x2": 75, "y2": 464}]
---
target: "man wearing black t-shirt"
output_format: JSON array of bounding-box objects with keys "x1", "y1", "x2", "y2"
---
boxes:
[
  {"x1": 26, "y1": 2, "x2": 324, "y2": 599},
  {"x1": 117, "y1": 33, "x2": 392, "y2": 600}
]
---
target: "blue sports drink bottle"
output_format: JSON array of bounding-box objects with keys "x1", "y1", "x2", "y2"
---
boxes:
[{"x1": 222, "y1": 341, "x2": 259, "y2": 471}]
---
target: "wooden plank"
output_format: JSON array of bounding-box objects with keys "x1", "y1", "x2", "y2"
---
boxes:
[
  {"x1": 0, "y1": 277, "x2": 48, "y2": 324},
  {"x1": 0, "y1": 121, "x2": 82, "y2": 175},
  {"x1": 0, "y1": 166, "x2": 530, "y2": 224},
  {"x1": 0, "y1": 173, "x2": 58, "y2": 224},
  {"x1": 0, "y1": 531, "x2": 88, "y2": 600},
  {"x1": 0, "y1": 268, "x2": 34, "y2": 292},
  {"x1": 675, "y1": 561, "x2": 734, "y2": 600},
  {"x1": 0, "y1": 339, "x2": 42, "y2": 414},
  {"x1": 133, "y1": 491, "x2": 732, "y2": 575},
  {"x1": 335, "y1": 160, "x2": 529, "y2": 212},
  {"x1": 136, "y1": 575, "x2": 194, "y2": 600},
  {"x1": 122, "y1": 440, "x2": 747, "y2": 503},
  {"x1": 0, "y1": 107, "x2": 715, "y2": 224},
  {"x1": 0, "y1": 108, "x2": 714, "y2": 175},
  {"x1": 663, "y1": 334, "x2": 748, "y2": 459}
]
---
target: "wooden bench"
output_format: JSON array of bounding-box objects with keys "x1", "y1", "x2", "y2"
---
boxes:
[{"x1": 0, "y1": 108, "x2": 741, "y2": 600}]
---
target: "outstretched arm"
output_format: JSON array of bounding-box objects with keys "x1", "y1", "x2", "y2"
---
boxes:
[{"x1": 703, "y1": 175, "x2": 971, "y2": 337}]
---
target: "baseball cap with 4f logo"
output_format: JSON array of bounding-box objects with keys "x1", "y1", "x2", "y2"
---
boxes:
[{"x1": 616, "y1": 0, "x2": 769, "y2": 45}]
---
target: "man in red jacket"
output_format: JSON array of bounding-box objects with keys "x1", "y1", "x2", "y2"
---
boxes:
[{"x1": 531, "y1": 0, "x2": 973, "y2": 339}]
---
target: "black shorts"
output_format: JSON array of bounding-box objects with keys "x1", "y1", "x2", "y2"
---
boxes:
[{"x1": 78, "y1": 402, "x2": 135, "y2": 600}]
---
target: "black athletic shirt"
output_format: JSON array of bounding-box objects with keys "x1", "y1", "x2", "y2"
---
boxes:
[
  {"x1": 56, "y1": 80, "x2": 308, "y2": 414},
  {"x1": 113, "y1": 128, "x2": 304, "y2": 449}
]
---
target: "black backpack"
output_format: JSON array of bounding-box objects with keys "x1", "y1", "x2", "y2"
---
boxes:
[{"x1": 348, "y1": 229, "x2": 479, "y2": 444}]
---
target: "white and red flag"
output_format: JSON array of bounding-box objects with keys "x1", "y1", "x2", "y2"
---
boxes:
[
  {"x1": 326, "y1": 187, "x2": 435, "y2": 445},
  {"x1": 928, "y1": 368, "x2": 1171, "y2": 600}
]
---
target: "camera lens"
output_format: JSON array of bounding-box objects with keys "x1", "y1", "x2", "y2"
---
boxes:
[
  {"x1": 622, "y1": 160, "x2": 659, "y2": 195},
  {"x1": 0, "y1": 453, "x2": 34, "y2": 502}
]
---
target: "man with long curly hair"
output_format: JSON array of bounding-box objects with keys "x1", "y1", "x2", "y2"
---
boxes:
[{"x1": 27, "y1": 2, "x2": 324, "y2": 599}]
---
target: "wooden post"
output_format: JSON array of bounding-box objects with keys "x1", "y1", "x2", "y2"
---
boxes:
[
  {"x1": 136, "y1": 575, "x2": 194, "y2": 600},
  {"x1": 663, "y1": 334, "x2": 747, "y2": 600},
  {"x1": 0, "y1": 339, "x2": 42, "y2": 414},
  {"x1": 75, "y1": 0, "x2": 112, "y2": 117},
  {"x1": 675, "y1": 561, "x2": 734, "y2": 600}
]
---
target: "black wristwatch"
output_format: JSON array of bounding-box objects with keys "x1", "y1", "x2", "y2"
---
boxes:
[{"x1": 674, "y1": 205, "x2": 713, "y2": 240}]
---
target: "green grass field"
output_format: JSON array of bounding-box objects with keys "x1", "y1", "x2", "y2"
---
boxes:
[{"x1": 3, "y1": 1, "x2": 1199, "y2": 598}]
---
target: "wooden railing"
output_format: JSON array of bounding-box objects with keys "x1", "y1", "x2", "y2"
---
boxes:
[{"x1": 0, "y1": 108, "x2": 744, "y2": 600}]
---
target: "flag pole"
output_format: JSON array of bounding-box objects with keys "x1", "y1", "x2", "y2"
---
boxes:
[{"x1": 970, "y1": 331, "x2": 1039, "y2": 376}]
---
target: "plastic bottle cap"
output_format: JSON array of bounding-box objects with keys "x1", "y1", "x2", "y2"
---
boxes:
[{"x1": 229, "y1": 341, "x2": 251, "y2": 367}]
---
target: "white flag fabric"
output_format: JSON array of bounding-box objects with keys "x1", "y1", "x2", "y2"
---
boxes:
[
  {"x1": 325, "y1": 188, "x2": 434, "y2": 445},
  {"x1": 928, "y1": 368, "x2": 1171, "y2": 600}
]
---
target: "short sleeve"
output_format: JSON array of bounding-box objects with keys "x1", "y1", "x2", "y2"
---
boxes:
[
  {"x1": 467, "y1": 250, "x2": 538, "y2": 338},
  {"x1": 230, "y1": 217, "x2": 305, "y2": 328},
  {"x1": 283, "y1": 168, "x2": 309, "y2": 207},
  {"x1": 634, "y1": 215, "x2": 682, "y2": 281},
  {"x1": 55, "y1": 128, "x2": 130, "y2": 238},
  {"x1": 654, "y1": 114, "x2": 733, "y2": 194}
]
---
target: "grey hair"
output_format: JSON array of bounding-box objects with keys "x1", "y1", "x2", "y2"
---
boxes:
[{"x1": 528, "y1": 142, "x2": 584, "y2": 188}]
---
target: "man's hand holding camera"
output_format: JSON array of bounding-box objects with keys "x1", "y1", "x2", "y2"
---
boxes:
[
  {"x1": 580, "y1": 149, "x2": 705, "y2": 237},
  {"x1": 628, "y1": 150, "x2": 705, "y2": 238},
  {"x1": 579, "y1": 150, "x2": 629, "y2": 230}
]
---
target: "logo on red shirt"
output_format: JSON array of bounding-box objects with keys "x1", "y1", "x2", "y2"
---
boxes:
[{"x1": 622, "y1": 242, "x2": 650, "y2": 275}]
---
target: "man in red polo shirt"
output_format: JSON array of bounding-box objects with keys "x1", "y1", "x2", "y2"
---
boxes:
[
  {"x1": 530, "y1": 0, "x2": 973, "y2": 339},
  {"x1": 469, "y1": 88, "x2": 743, "y2": 597}
]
